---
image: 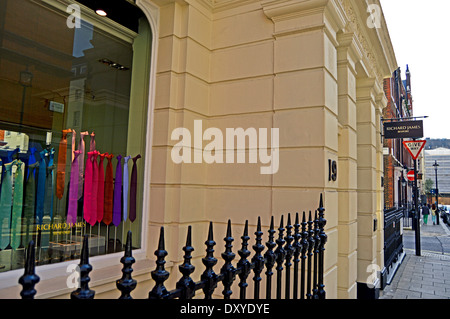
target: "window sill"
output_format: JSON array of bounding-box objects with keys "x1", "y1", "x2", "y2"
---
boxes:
[{"x1": 0, "y1": 257, "x2": 167, "y2": 299}]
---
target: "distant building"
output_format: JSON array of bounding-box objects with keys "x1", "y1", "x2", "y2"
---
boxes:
[
  {"x1": 424, "y1": 138, "x2": 450, "y2": 150},
  {"x1": 424, "y1": 148, "x2": 450, "y2": 194}
]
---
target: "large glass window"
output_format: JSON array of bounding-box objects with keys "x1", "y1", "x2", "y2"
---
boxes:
[{"x1": 0, "y1": 0, "x2": 150, "y2": 272}]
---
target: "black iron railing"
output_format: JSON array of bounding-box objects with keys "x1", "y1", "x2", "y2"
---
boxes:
[
  {"x1": 18, "y1": 195, "x2": 327, "y2": 299},
  {"x1": 383, "y1": 207, "x2": 404, "y2": 271}
]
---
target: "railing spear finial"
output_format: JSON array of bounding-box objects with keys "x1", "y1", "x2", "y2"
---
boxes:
[
  {"x1": 275, "y1": 215, "x2": 286, "y2": 299},
  {"x1": 19, "y1": 241, "x2": 40, "y2": 299},
  {"x1": 238, "y1": 220, "x2": 251, "y2": 299},
  {"x1": 264, "y1": 216, "x2": 276, "y2": 299},
  {"x1": 317, "y1": 194, "x2": 327, "y2": 299},
  {"x1": 252, "y1": 216, "x2": 265, "y2": 299},
  {"x1": 149, "y1": 227, "x2": 169, "y2": 299},
  {"x1": 201, "y1": 222, "x2": 218, "y2": 299},
  {"x1": 71, "y1": 235, "x2": 95, "y2": 299},
  {"x1": 176, "y1": 225, "x2": 196, "y2": 299},
  {"x1": 117, "y1": 231, "x2": 137, "y2": 299},
  {"x1": 221, "y1": 219, "x2": 236, "y2": 299}
]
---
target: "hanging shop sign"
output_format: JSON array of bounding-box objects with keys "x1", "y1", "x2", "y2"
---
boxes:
[
  {"x1": 49, "y1": 101, "x2": 65, "y2": 113},
  {"x1": 383, "y1": 120, "x2": 423, "y2": 139}
]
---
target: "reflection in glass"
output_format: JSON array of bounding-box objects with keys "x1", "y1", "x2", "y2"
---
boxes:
[{"x1": 0, "y1": 0, "x2": 148, "y2": 273}]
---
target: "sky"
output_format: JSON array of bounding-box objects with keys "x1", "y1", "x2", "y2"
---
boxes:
[{"x1": 380, "y1": 0, "x2": 450, "y2": 140}]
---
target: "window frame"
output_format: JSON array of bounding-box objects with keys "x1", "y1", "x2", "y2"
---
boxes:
[{"x1": 0, "y1": 0, "x2": 160, "y2": 293}]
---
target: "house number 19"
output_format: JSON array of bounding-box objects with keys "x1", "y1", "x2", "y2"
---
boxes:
[{"x1": 328, "y1": 159, "x2": 337, "y2": 181}]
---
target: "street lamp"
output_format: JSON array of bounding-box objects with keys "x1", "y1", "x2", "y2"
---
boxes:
[
  {"x1": 401, "y1": 176, "x2": 407, "y2": 208},
  {"x1": 19, "y1": 69, "x2": 33, "y2": 132},
  {"x1": 400, "y1": 175, "x2": 411, "y2": 228},
  {"x1": 433, "y1": 160, "x2": 440, "y2": 225}
]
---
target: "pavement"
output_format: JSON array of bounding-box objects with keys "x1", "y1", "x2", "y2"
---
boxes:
[{"x1": 380, "y1": 216, "x2": 450, "y2": 299}]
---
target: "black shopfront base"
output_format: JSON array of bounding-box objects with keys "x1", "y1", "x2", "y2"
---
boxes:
[{"x1": 357, "y1": 281, "x2": 380, "y2": 299}]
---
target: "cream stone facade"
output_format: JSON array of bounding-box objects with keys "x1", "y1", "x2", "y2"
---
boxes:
[
  {"x1": 145, "y1": 0, "x2": 396, "y2": 299},
  {"x1": 0, "y1": 0, "x2": 398, "y2": 299}
]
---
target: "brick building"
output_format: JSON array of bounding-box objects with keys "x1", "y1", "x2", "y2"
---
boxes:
[{"x1": 383, "y1": 66, "x2": 414, "y2": 210}]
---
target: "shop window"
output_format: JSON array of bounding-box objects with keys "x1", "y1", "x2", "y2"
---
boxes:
[{"x1": 0, "y1": 0, "x2": 151, "y2": 272}]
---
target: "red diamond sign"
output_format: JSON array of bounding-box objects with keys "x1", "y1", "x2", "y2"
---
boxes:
[{"x1": 402, "y1": 140, "x2": 426, "y2": 160}]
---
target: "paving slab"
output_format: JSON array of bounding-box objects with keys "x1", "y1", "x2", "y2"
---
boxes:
[{"x1": 380, "y1": 220, "x2": 450, "y2": 299}]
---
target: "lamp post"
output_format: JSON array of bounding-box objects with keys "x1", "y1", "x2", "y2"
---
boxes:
[
  {"x1": 401, "y1": 176, "x2": 408, "y2": 225},
  {"x1": 412, "y1": 157, "x2": 421, "y2": 256},
  {"x1": 433, "y1": 160, "x2": 440, "y2": 225},
  {"x1": 401, "y1": 176, "x2": 407, "y2": 205},
  {"x1": 19, "y1": 69, "x2": 33, "y2": 132},
  {"x1": 404, "y1": 163, "x2": 420, "y2": 256}
]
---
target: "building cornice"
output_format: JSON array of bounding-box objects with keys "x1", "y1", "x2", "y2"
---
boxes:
[
  {"x1": 338, "y1": 0, "x2": 397, "y2": 84},
  {"x1": 261, "y1": 0, "x2": 329, "y2": 20},
  {"x1": 337, "y1": 32, "x2": 363, "y2": 66}
]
